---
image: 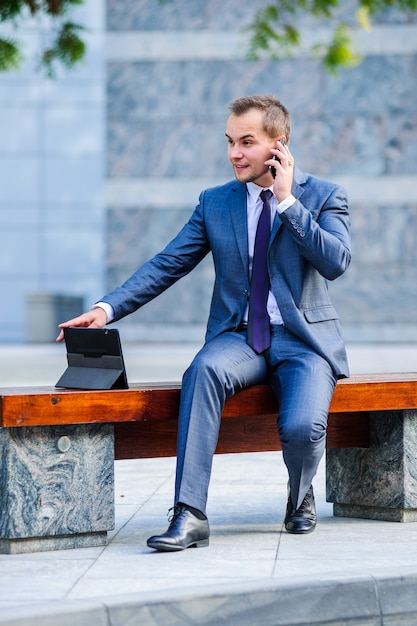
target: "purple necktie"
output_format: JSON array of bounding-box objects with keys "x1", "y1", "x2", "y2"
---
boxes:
[{"x1": 247, "y1": 189, "x2": 272, "y2": 354}]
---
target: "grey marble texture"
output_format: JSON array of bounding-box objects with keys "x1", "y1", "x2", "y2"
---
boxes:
[
  {"x1": 107, "y1": 0, "x2": 263, "y2": 31},
  {"x1": 0, "y1": 423, "x2": 114, "y2": 553},
  {"x1": 107, "y1": 0, "x2": 417, "y2": 31},
  {"x1": 327, "y1": 409, "x2": 417, "y2": 521},
  {"x1": 107, "y1": 54, "x2": 417, "y2": 179}
]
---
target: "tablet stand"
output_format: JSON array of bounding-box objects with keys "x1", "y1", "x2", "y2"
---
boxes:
[{"x1": 55, "y1": 328, "x2": 128, "y2": 390}]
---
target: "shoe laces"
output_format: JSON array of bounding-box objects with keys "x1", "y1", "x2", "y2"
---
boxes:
[
  {"x1": 297, "y1": 489, "x2": 314, "y2": 514},
  {"x1": 296, "y1": 488, "x2": 312, "y2": 514},
  {"x1": 297, "y1": 497, "x2": 309, "y2": 514},
  {"x1": 167, "y1": 505, "x2": 185, "y2": 524}
]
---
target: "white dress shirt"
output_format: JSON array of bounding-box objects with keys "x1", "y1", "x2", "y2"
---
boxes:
[{"x1": 245, "y1": 183, "x2": 296, "y2": 325}]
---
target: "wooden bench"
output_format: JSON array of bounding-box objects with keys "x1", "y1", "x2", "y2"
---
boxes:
[{"x1": 1, "y1": 372, "x2": 417, "y2": 553}]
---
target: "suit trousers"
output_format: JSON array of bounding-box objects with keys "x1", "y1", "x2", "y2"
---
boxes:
[{"x1": 175, "y1": 324, "x2": 337, "y2": 515}]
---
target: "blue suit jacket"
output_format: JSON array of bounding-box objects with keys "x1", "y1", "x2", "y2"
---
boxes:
[{"x1": 103, "y1": 168, "x2": 351, "y2": 378}]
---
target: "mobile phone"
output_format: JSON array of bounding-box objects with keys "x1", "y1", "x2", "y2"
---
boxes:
[{"x1": 269, "y1": 138, "x2": 286, "y2": 178}]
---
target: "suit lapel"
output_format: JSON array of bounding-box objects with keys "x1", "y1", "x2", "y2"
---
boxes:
[
  {"x1": 227, "y1": 168, "x2": 307, "y2": 258},
  {"x1": 229, "y1": 183, "x2": 249, "y2": 272}
]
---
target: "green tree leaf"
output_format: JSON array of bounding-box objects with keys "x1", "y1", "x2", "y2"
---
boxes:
[
  {"x1": 41, "y1": 21, "x2": 86, "y2": 77},
  {"x1": 247, "y1": 0, "x2": 417, "y2": 73},
  {"x1": 0, "y1": 37, "x2": 23, "y2": 71},
  {"x1": 0, "y1": 0, "x2": 86, "y2": 77}
]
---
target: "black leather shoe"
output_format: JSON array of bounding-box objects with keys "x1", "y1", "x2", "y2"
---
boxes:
[
  {"x1": 285, "y1": 485, "x2": 316, "y2": 534},
  {"x1": 147, "y1": 505, "x2": 210, "y2": 551}
]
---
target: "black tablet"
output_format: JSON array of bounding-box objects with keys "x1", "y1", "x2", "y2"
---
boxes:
[{"x1": 55, "y1": 327, "x2": 128, "y2": 390}]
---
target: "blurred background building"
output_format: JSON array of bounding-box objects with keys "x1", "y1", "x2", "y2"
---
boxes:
[
  {"x1": 0, "y1": 2, "x2": 105, "y2": 343},
  {"x1": 1, "y1": 0, "x2": 416, "y2": 344}
]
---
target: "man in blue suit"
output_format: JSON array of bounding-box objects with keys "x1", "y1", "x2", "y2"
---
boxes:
[{"x1": 58, "y1": 95, "x2": 351, "y2": 550}]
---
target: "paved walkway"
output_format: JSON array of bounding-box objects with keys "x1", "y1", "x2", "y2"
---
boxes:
[{"x1": 1, "y1": 342, "x2": 417, "y2": 625}]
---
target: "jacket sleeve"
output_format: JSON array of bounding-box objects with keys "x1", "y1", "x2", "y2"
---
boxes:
[{"x1": 279, "y1": 183, "x2": 351, "y2": 281}]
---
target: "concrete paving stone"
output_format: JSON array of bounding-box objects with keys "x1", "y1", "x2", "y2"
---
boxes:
[
  {"x1": 69, "y1": 577, "x2": 265, "y2": 601},
  {"x1": 70, "y1": 557, "x2": 276, "y2": 595},
  {"x1": 114, "y1": 482, "x2": 174, "y2": 506},
  {"x1": 101, "y1": 576, "x2": 382, "y2": 626},
  {"x1": 374, "y1": 573, "x2": 417, "y2": 625},
  {"x1": 0, "y1": 560, "x2": 97, "y2": 602},
  {"x1": 108, "y1": 503, "x2": 142, "y2": 529},
  {"x1": 207, "y1": 482, "x2": 283, "y2": 500},
  {"x1": 0, "y1": 600, "x2": 107, "y2": 626},
  {"x1": 0, "y1": 546, "x2": 104, "y2": 563},
  {"x1": 207, "y1": 500, "x2": 284, "y2": 522},
  {"x1": 116, "y1": 456, "x2": 176, "y2": 482},
  {"x1": 68, "y1": 578, "x2": 161, "y2": 599},
  {"x1": 272, "y1": 558, "x2": 417, "y2": 579},
  {"x1": 211, "y1": 525, "x2": 282, "y2": 543}
]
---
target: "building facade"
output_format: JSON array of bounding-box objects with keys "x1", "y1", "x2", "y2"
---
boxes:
[
  {"x1": 0, "y1": 3, "x2": 105, "y2": 342},
  {"x1": 1, "y1": 0, "x2": 416, "y2": 343}
]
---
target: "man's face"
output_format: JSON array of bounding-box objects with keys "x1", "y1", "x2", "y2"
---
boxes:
[{"x1": 226, "y1": 109, "x2": 276, "y2": 187}]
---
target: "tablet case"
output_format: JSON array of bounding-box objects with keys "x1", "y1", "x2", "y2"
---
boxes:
[{"x1": 55, "y1": 327, "x2": 128, "y2": 390}]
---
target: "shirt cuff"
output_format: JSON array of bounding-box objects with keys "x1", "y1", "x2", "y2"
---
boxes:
[
  {"x1": 93, "y1": 301, "x2": 114, "y2": 323},
  {"x1": 276, "y1": 194, "x2": 296, "y2": 213}
]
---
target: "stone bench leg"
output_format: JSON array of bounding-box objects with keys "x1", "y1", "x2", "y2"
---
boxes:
[
  {"x1": 0, "y1": 423, "x2": 114, "y2": 554},
  {"x1": 326, "y1": 409, "x2": 417, "y2": 522}
]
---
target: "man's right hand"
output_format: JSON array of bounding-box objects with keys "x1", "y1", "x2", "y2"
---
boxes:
[{"x1": 56, "y1": 307, "x2": 108, "y2": 342}]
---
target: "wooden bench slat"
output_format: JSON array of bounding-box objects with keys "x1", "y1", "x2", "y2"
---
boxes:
[
  {"x1": 329, "y1": 373, "x2": 417, "y2": 413},
  {"x1": 1, "y1": 373, "x2": 417, "y2": 428},
  {"x1": 0, "y1": 385, "x2": 181, "y2": 428}
]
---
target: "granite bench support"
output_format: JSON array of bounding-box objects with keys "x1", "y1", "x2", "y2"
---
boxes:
[
  {"x1": 1, "y1": 373, "x2": 417, "y2": 553},
  {"x1": 0, "y1": 423, "x2": 114, "y2": 554}
]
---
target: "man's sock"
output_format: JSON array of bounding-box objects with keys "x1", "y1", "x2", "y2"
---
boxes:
[{"x1": 178, "y1": 502, "x2": 207, "y2": 520}]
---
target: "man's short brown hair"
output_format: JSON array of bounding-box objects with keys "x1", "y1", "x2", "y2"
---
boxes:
[{"x1": 227, "y1": 95, "x2": 291, "y2": 142}]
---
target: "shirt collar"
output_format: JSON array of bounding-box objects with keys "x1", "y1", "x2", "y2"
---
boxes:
[{"x1": 246, "y1": 181, "x2": 274, "y2": 202}]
